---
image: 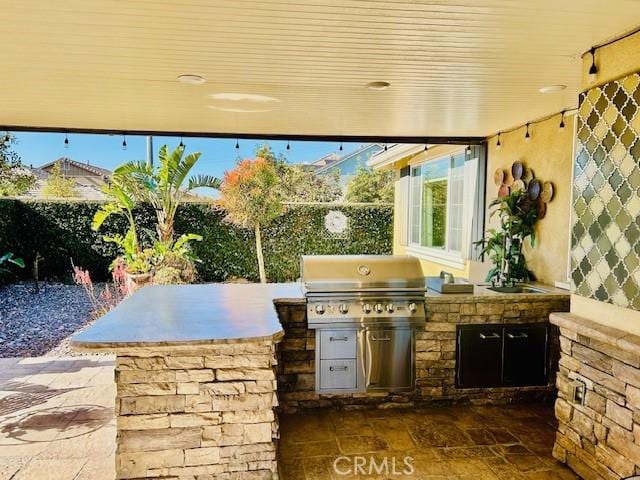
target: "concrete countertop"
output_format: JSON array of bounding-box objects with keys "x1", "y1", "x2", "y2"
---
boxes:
[
  {"x1": 71, "y1": 283, "x2": 305, "y2": 351},
  {"x1": 425, "y1": 282, "x2": 570, "y2": 302}
]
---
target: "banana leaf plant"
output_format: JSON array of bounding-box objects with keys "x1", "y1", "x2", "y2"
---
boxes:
[
  {"x1": 0, "y1": 252, "x2": 25, "y2": 277},
  {"x1": 474, "y1": 190, "x2": 539, "y2": 285}
]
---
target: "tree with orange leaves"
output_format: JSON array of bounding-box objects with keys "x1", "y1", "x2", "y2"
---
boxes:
[{"x1": 218, "y1": 157, "x2": 284, "y2": 283}]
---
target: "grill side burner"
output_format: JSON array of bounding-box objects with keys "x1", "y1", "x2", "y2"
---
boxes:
[{"x1": 301, "y1": 255, "x2": 426, "y2": 393}]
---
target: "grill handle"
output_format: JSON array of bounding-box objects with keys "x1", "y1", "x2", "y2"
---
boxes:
[
  {"x1": 507, "y1": 332, "x2": 529, "y2": 339},
  {"x1": 479, "y1": 332, "x2": 500, "y2": 340},
  {"x1": 370, "y1": 336, "x2": 392, "y2": 341},
  {"x1": 329, "y1": 336, "x2": 349, "y2": 342},
  {"x1": 329, "y1": 365, "x2": 348, "y2": 372}
]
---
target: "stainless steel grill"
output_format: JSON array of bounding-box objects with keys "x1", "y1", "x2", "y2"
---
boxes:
[{"x1": 301, "y1": 255, "x2": 426, "y2": 393}]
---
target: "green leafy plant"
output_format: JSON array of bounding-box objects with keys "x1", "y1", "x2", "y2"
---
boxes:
[
  {"x1": 42, "y1": 161, "x2": 79, "y2": 198},
  {"x1": 115, "y1": 145, "x2": 220, "y2": 242},
  {"x1": 0, "y1": 133, "x2": 36, "y2": 196},
  {"x1": 345, "y1": 166, "x2": 395, "y2": 203},
  {"x1": 475, "y1": 190, "x2": 539, "y2": 285},
  {"x1": 0, "y1": 252, "x2": 25, "y2": 277}
]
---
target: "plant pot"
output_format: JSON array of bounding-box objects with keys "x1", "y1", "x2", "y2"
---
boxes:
[{"x1": 125, "y1": 272, "x2": 151, "y2": 294}]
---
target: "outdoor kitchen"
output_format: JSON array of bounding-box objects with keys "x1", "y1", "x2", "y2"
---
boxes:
[{"x1": 71, "y1": 254, "x2": 571, "y2": 479}]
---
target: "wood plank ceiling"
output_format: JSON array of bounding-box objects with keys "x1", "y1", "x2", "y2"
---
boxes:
[{"x1": 2, "y1": 0, "x2": 640, "y2": 138}]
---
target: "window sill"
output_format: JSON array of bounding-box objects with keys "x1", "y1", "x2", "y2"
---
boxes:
[{"x1": 405, "y1": 245, "x2": 466, "y2": 271}]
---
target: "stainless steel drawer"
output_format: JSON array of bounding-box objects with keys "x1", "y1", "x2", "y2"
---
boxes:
[
  {"x1": 319, "y1": 329, "x2": 357, "y2": 359},
  {"x1": 319, "y1": 359, "x2": 357, "y2": 390}
]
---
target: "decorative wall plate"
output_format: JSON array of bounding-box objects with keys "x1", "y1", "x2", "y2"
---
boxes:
[
  {"x1": 512, "y1": 161, "x2": 524, "y2": 180},
  {"x1": 522, "y1": 167, "x2": 534, "y2": 184},
  {"x1": 537, "y1": 197, "x2": 547, "y2": 219},
  {"x1": 498, "y1": 184, "x2": 510, "y2": 197},
  {"x1": 541, "y1": 181, "x2": 554, "y2": 202},
  {"x1": 528, "y1": 179, "x2": 541, "y2": 200},
  {"x1": 324, "y1": 210, "x2": 348, "y2": 234},
  {"x1": 493, "y1": 168, "x2": 504, "y2": 186},
  {"x1": 512, "y1": 179, "x2": 525, "y2": 192}
]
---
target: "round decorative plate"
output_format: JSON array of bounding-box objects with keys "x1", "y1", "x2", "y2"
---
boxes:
[
  {"x1": 528, "y1": 179, "x2": 541, "y2": 200},
  {"x1": 498, "y1": 184, "x2": 510, "y2": 197},
  {"x1": 541, "y1": 181, "x2": 554, "y2": 203},
  {"x1": 537, "y1": 197, "x2": 547, "y2": 219},
  {"x1": 511, "y1": 161, "x2": 524, "y2": 180},
  {"x1": 512, "y1": 179, "x2": 525, "y2": 192},
  {"x1": 493, "y1": 168, "x2": 504, "y2": 186},
  {"x1": 503, "y1": 173, "x2": 514, "y2": 186},
  {"x1": 522, "y1": 167, "x2": 534, "y2": 184}
]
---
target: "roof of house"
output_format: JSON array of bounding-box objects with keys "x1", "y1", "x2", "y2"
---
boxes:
[
  {"x1": 314, "y1": 143, "x2": 384, "y2": 175},
  {"x1": 39, "y1": 157, "x2": 112, "y2": 177}
]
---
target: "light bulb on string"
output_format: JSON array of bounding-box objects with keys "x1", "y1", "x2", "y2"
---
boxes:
[
  {"x1": 588, "y1": 47, "x2": 598, "y2": 83},
  {"x1": 64, "y1": 133, "x2": 69, "y2": 148},
  {"x1": 235, "y1": 138, "x2": 239, "y2": 150},
  {"x1": 286, "y1": 140, "x2": 290, "y2": 151},
  {"x1": 525, "y1": 123, "x2": 531, "y2": 141},
  {"x1": 496, "y1": 132, "x2": 502, "y2": 150},
  {"x1": 424, "y1": 143, "x2": 428, "y2": 151},
  {"x1": 559, "y1": 111, "x2": 566, "y2": 129},
  {"x1": 122, "y1": 134, "x2": 127, "y2": 151},
  {"x1": 339, "y1": 142, "x2": 343, "y2": 152},
  {"x1": 384, "y1": 143, "x2": 388, "y2": 151},
  {"x1": 179, "y1": 136, "x2": 185, "y2": 149}
]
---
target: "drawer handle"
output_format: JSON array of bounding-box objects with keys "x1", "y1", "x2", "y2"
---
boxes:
[
  {"x1": 329, "y1": 336, "x2": 349, "y2": 342},
  {"x1": 507, "y1": 332, "x2": 529, "y2": 339},
  {"x1": 479, "y1": 332, "x2": 500, "y2": 340},
  {"x1": 371, "y1": 336, "x2": 392, "y2": 341},
  {"x1": 329, "y1": 365, "x2": 348, "y2": 372}
]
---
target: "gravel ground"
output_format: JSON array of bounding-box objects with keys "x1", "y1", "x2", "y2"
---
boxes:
[{"x1": 0, "y1": 282, "x2": 106, "y2": 357}]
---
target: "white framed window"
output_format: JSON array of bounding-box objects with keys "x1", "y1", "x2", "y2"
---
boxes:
[{"x1": 407, "y1": 150, "x2": 473, "y2": 269}]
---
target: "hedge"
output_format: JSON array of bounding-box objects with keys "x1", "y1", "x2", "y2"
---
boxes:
[{"x1": 0, "y1": 200, "x2": 393, "y2": 282}]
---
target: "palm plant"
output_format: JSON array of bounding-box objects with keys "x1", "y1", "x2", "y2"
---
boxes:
[
  {"x1": 475, "y1": 190, "x2": 538, "y2": 285},
  {"x1": 115, "y1": 145, "x2": 221, "y2": 243}
]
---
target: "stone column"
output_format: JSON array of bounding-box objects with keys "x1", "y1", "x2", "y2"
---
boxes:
[{"x1": 114, "y1": 340, "x2": 280, "y2": 479}]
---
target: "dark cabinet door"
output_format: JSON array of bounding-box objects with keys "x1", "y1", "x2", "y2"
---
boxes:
[
  {"x1": 457, "y1": 325, "x2": 503, "y2": 388},
  {"x1": 502, "y1": 325, "x2": 548, "y2": 387}
]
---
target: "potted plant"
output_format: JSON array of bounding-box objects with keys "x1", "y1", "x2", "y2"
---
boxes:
[{"x1": 475, "y1": 190, "x2": 539, "y2": 288}]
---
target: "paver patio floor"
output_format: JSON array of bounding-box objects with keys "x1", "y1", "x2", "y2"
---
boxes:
[
  {"x1": 0, "y1": 356, "x2": 115, "y2": 480},
  {"x1": 279, "y1": 404, "x2": 578, "y2": 479},
  {"x1": 1, "y1": 358, "x2": 577, "y2": 480}
]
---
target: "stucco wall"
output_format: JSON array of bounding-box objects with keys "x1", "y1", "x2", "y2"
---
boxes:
[{"x1": 485, "y1": 115, "x2": 575, "y2": 286}]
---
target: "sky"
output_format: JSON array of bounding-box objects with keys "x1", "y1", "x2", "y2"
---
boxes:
[{"x1": 10, "y1": 132, "x2": 358, "y2": 183}]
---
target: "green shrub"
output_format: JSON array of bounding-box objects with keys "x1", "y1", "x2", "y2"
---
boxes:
[{"x1": 0, "y1": 200, "x2": 393, "y2": 282}]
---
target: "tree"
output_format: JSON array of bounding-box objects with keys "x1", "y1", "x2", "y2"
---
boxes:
[
  {"x1": 254, "y1": 142, "x2": 341, "y2": 203},
  {"x1": 0, "y1": 133, "x2": 36, "y2": 196},
  {"x1": 218, "y1": 158, "x2": 284, "y2": 283},
  {"x1": 345, "y1": 166, "x2": 394, "y2": 203},
  {"x1": 114, "y1": 145, "x2": 221, "y2": 243},
  {"x1": 42, "y1": 161, "x2": 78, "y2": 198}
]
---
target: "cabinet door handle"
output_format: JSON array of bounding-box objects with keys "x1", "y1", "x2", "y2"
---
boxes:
[
  {"x1": 479, "y1": 332, "x2": 500, "y2": 340},
  {"x1": 371, "y1": 336, "x2": 392, "y2": 341},
  {"x1": 507, "y1": 332, "x2": 529, "y2": 339},
  {"x1": 329, "y1": 336, "x2": 349, "y2": 342},
  {"x1": 329, "y1": 365, "x2": 348, "y2": 372}
]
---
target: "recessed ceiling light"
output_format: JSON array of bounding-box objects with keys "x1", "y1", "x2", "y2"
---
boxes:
[
  {"x1": 366, "y1": 81, "x2": 391, "y2": 91},
  {"x1": 207, "y1": 93, "x2": 281, "y2": 103},
  {"x1": 539, "y1": 85, "x2": 567, "y2": 94},
  {"x1": 177, "y1": 74, "x2": 206, "y2": 85}
]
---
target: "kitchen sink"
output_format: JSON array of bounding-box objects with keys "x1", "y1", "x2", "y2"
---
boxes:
[{"x1": 487, "y1": 286, "x2": 547, "y2": 294}]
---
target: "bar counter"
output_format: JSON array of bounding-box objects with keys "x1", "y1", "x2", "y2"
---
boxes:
[{"x1": 72, "y1": 283, "x2": 304, "y2": 480}]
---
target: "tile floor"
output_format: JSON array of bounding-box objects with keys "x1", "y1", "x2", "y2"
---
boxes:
[
  {"x1": 279, "y1": 404, "x2": 578, "y2": 479},
  {"x1": 0, "y1": 357, "x2": 577, "y2": 480},
  {"x1": 0, "y1": 356, "x2": 116, "y2": 480}
]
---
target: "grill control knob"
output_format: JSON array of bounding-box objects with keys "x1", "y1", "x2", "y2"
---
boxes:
[
  {"x1": 386, "y1": 303, "x2": 395, "y2": 313},
  {"x1": 408, "y1": 302, "x2": 418, "y2": 314},
  {"x1": 339, "y1": 303, "x2": 349, "y2": 314},
  {"x1": 374, "y1": 303, "x2": 384, "y2": 314},
  {"x1": 315, "y1": 304, "x2": 325, "y2": 315},
  {"x1": 362, "y1": 303, "x2": 372, "y2": 314}
]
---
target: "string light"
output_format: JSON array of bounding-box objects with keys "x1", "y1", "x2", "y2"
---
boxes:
[
  {"x1": 2, "y1": 131, "x2": 10, "y2": 146},
  {"x1": 525, "y1": 123, "x2": 531, "y2": 141},
  {"x1": 588, "y1": 47, "x2": 598, "y2": 82},
  {"x1": 64, "y1": 133, "x2": 69, "y2": 148},
  {"x1": 559, "y1": 111, "x2": 566, "y2": 129},
  {"x1": 339, "y1": 142, "x2": 343, "y2": 152},
  {"x1": 496, "y1": 132, "x2": 502, "y2": 150},
  {"x1": 384, "y1": 143, "x2": 388, "y2": 151},
  {"x1": 235, "y1": 138, "x2": 239, "y2": 150},
  {"x1": 466, "y1": 145, "x2": 472, "y2": 154},
  {"x1": 122, "y1": 134, "x2": 127, "y2": 151},
  {"x1": 286, "y1": 140, "x2": 290, "y2": 150},
  {"x1": 179, "y1": 136, "x2": 185, "y2": 149},
  {"x1": 424, "y1": 144, "x2": 428, "y2": 151}
]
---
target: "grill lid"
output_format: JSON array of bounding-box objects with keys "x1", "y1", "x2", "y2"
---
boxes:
[{"x1": 301, "y1": 255, "x2": 425, "y2": 293}]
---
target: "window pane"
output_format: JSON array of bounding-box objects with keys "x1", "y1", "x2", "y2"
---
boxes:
[
  {"x1": 421, "y1": 159, "x2": 448, "y2": 248},
  {"x1": 409, "y1": 166, "x2": 422, "y2": 244},
  {"x1": 447, "y1": 154, "x2": 465, "y2": 252}
]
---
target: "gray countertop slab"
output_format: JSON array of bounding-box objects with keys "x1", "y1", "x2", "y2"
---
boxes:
[
  {"x1": 425, "y1": 282, "x2": 570, "y2": 302},
  {"x1": 71, "y1": 283, "x2": 305, "y2": 350}
]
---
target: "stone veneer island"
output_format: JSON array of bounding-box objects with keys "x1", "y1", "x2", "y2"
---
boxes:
[{"x1": 72, "y1": 283, "x2": 302, "y2": 480}]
